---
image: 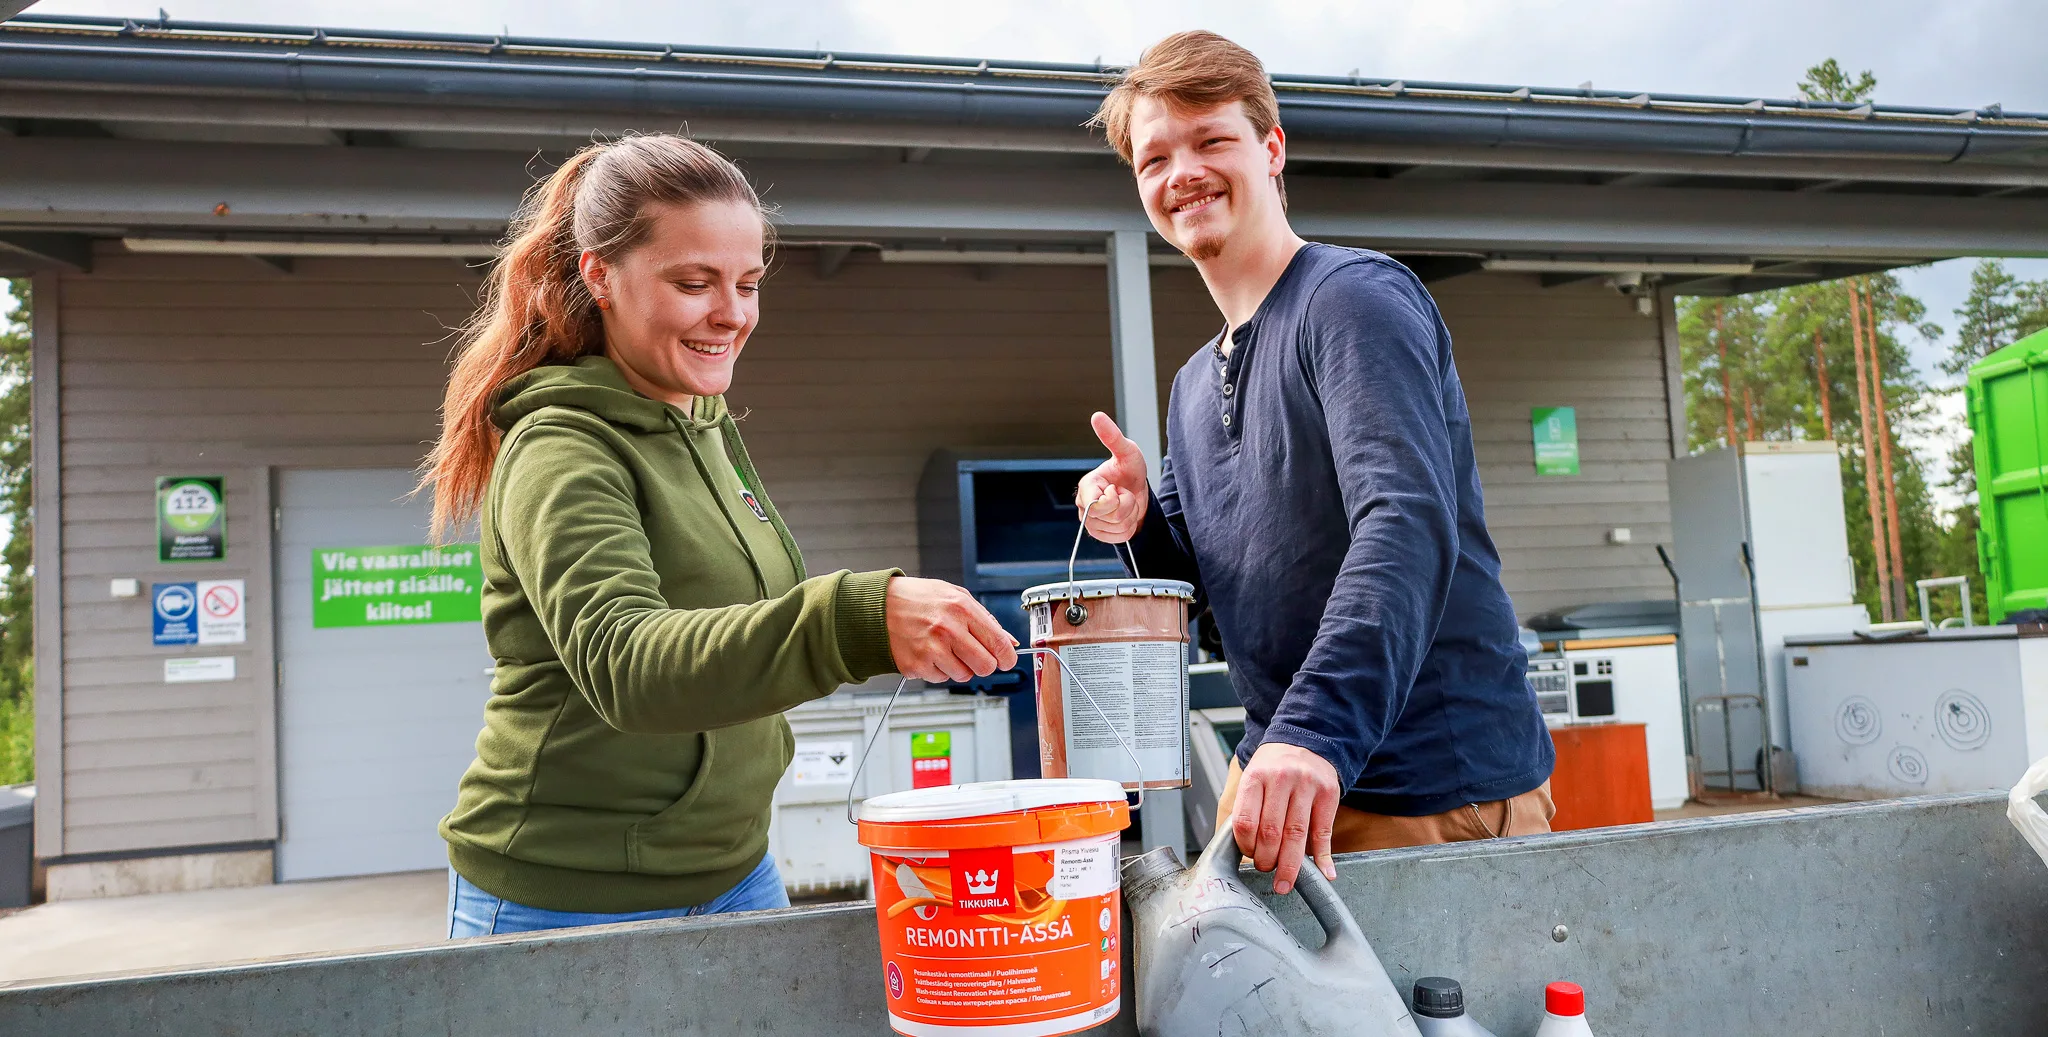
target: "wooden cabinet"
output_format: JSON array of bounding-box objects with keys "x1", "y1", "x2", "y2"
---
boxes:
[{"x1": 1547, "y1": 722, "x2": 1655, "y2": 831}]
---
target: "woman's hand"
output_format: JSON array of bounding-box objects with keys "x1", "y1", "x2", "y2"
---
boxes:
[
  {"x1": 1074, "y1": 412, "x2": 1149, "y2": 543},
  {"x1": 886, "y1": 577, "x2": 1019, "y2": 684}
]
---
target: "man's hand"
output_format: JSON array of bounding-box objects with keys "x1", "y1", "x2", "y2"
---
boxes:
[
  {"x1": 885, "y1": 577, "x2": 1019, "y2": 684},
  {"x1": 1230, "y1": 742, "x2": 1341, "y2": 895},
  {"x1": 1075, "y1": 412, "x2": 1149, "y2": 542}
]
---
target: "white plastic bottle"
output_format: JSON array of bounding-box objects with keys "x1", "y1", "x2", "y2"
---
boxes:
[
  {"x1": 1533, "y1": 981, "x2": 1595, "y2": 1036},
  {"x1": 1410, "y1": 977, "x2": 1499, "y2": 1036}
]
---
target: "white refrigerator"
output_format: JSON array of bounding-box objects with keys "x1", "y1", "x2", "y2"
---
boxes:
[{"x1": 1667, "y1": 441, "x2": 1869, "y2": 791}]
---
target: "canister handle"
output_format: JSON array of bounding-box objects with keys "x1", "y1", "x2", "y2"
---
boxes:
[
  {"x1": 1293, "y1": 858, "x2": 1370, "y2": 968},
  {"x1": 1195, "y1": 825, "x2": 1369, "y2": 967}
]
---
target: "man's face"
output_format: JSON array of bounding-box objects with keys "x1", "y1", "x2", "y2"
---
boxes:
[{"x1": 1128, "y1": 97, "x2": 1283, "y2": 262}]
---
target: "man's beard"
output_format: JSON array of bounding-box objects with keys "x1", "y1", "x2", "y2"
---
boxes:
[{"x1": 1183, "y1": 230, "x2": 1225, "y2": 262}]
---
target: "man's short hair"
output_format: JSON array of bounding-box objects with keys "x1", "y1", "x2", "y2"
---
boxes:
[{"x1": 1089, "y1": 31, "x2": 1281, "y2": 165}]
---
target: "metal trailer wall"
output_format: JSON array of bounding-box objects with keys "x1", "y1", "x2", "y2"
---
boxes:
[
  {"x1": 1, "y1": 792, "x2": 2039, "y2": 1035},
  {"x1": 42, "y1": 252, "x2": 1670, "y2": 861}
]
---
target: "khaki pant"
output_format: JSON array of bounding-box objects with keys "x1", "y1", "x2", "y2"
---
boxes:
[{"x1": 1216, "y1": 758, "x2": 1556, "y2": 852}]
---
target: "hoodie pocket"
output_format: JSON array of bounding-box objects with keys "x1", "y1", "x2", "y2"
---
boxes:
[
  {"x1": 624, "y1": 731, "x2": 717, "y2": 874},
  {"x1": 623, "y1": 718, "x2": 792, "y2": 875}
]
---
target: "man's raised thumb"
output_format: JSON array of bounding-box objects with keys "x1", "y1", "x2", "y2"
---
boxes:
[{"x1": 1091, "y1": 412, "x2": 1144, "y2": 469}]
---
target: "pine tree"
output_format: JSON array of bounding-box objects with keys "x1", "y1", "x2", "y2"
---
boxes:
[{"x1": 1797, "y1": 59, "x2": 1878, "y2": 104}]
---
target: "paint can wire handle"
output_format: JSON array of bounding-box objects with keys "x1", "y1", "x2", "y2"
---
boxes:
[
  {"x1": 843, "y1": 649, "x2": 1146, "y2": 825},
  {"x1": 1068, "y1": 495, "x2": 1141, "y2": 607}
]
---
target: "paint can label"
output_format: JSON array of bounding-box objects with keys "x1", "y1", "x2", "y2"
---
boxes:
[
  {"x1": 870, "y1": 834, "x2": 1121, "y2": 1037},
  {"x1": 1049, "y1": 640, "x2": 1189, "y2": 786}
]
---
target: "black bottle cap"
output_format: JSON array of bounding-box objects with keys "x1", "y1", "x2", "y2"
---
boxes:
[{"x1": 1413, "y1": 976, "x2": 1466, "y2": 1019}]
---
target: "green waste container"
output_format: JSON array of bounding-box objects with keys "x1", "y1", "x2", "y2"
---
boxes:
[{"x1": 1968, "y1": 327, "x2": 2048, "y2": 621}]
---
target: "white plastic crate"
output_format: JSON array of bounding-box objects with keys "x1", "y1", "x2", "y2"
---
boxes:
[{"x1": 769, "y1": 688, "x2": 1012, "y2": 896}]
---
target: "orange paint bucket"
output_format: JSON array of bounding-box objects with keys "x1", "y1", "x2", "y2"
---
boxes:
[{"x1": 855, "y1": 779, "x2": 1131, "y2": 1037}]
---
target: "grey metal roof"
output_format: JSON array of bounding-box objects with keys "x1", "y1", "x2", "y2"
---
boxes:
[{"x1": 5, "y1": 11, "x2": 2047, "y2": 165}]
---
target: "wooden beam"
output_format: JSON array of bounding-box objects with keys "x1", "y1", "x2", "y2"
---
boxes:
[{"x1": 0, "y1": 233, "x2": 92, "y2": 273}]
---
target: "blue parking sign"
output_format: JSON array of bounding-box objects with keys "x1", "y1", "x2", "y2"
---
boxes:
[{"x1": 153, "y1": 582, "x2": 199, "y2": 646}]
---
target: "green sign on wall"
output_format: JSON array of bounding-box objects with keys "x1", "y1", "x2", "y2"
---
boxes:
[
  {"x1": 1531, "y1": 406, "x2": 1581, "y2": 476},
  {"x1": 312, "y1": 544, "x2": 483, "y2": 628},
  {"x1": 157, "y1": 476, "x2": 225, "y2": 562}
]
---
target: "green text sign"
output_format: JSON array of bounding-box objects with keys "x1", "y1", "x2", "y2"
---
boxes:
[
  {"x1": 312, "y1": 544, "x2": 483, "y2": 628},
  {"x1": 1531, "y1": 407, "x2": 1580, "y2": 476},
  {"x1": 157, "y1": 476, "x2": 225, "y2": 562}
]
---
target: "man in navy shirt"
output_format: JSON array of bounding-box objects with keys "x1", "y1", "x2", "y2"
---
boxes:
[{"x1": 1079, "y1": 31, "x2": 1555, "y2": 894}]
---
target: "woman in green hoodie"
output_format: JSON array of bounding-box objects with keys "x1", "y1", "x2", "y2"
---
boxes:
[{"x1": 420, "y1": 135, "x2": 1018, "y2": 937}]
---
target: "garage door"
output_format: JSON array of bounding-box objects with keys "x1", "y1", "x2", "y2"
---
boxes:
[{"x1": 275, "y1": 469, "x2": 492, "y2": 881}]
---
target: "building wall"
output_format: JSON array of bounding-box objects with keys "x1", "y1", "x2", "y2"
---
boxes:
[
  {"x1": 725, "y1": 258, "x2": 1117, "y2": 577},
  {"x1": 48, "y1": 253, "x2": 1670, "y2": 858},
  {"x1": 52, "y1": 253, "x2": 468, "y2": 858}
]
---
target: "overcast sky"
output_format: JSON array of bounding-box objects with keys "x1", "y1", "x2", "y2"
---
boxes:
[
  {"x1": 23, "y1": 0, "x2": 2048, "y2": 113},
  {"x1": 18, "y1": 0, "x2": 2048, "y2": 496}
]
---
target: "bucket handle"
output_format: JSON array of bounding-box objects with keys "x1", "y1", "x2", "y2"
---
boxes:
[
  {"x1": 1068, "y1": 496, "x2": 1140, "y2": 608},
  {"x1": 844, "y1": 649, "x2": 1145, "y2": 825},
  {"x1": 1194, "y1": 822, "x2": 1369, "y2": 967}
]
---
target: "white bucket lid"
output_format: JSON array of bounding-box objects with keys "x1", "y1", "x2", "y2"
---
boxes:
[{"x1": 856, "y1": 778, "x2": 1127, "y2": 824}]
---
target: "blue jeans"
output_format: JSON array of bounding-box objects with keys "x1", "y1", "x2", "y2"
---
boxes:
[{"x1": 447, "y1": 853, "x2": 790, "y2": 938}]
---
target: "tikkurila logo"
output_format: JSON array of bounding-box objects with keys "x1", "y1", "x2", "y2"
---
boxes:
[{"x1": 948, "y1": 847, "x2": 1015, "y2": 914}]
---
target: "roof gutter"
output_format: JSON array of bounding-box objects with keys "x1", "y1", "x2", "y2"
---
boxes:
[{"x1": 3, "y1": 29, "x2": 2047, "y2": 165}]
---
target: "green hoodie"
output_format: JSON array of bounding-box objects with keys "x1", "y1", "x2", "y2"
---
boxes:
[{"x1": 440, "y1": 355, "x2": 898, "y2": 912}]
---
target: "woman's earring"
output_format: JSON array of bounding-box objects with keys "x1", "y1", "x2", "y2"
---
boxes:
[{"x1": 595, "y1": 296, "x2": 612, "y2": 311}]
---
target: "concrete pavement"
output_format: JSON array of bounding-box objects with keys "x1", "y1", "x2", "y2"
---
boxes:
[{"x1": 0, "y1": 869, "x2": 447, "y2": 986}]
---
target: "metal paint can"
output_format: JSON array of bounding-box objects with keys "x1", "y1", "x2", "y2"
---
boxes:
[{"x1": 1020, "y1": 578, "x2": 1195, "y2": 791}]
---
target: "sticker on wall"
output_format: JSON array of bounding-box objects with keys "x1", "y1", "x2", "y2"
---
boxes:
[
  {"x1": 312, "y1": 544, "x2": 483, "y2": 628},
  {"x1": 154, "y1": 579, "x2": 247, "y2": 646},
  {"x1": 165, "y1": 656, "x2": 236, "y2": 684},
  {"x1": 197, "y1": 579, "x2": 246, "y2": 645},
  {"x1": 910, "y1": 730, "x2": 953, "y2": 789},
  {"x1": 791, "y1": 739, "x2": 856, "y2": 786},
  {"x1": 157, "y1": 476, "x2": 226, "y2": 562},
  {"x1": 1531, "y1": 406, "x2": 1581, "y2": 476},
  {"x1": 153, "y1": 582, "x2": 199, "y2": 646}
]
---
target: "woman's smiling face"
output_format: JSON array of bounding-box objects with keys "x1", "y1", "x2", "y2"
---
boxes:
[{"x1": 582, "y1": 199, "x2": 766, "y2": 406}]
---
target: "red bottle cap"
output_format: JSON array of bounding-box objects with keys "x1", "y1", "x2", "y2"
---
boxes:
[{"x1": 1546, "y1": 981, "x2": 1585, "y2": 1016}]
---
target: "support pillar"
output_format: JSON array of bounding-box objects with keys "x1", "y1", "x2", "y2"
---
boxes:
[
  {"x1": 1106, "y1": 230, "x2": 1184, "y2": 852},
  {"x1": 1105, "y1": 230, "x2": 1162, "y2": 483}
]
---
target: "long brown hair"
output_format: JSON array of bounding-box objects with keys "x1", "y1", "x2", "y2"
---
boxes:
[{"x1": 420, "y1": 134, "x2": 769, "y2": 539}]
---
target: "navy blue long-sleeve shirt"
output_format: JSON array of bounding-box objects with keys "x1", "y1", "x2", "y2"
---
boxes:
[{"x1": 1129, "y1": 243, "x2": 1553, "y2": 817}]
